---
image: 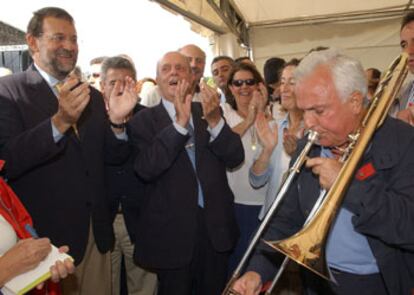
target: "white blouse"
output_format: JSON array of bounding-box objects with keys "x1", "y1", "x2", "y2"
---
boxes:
[
  {"x1": 0, "y1": 214, "x2": 18, "y2": 255},
  {"x1": 222, "y1": 103, "x2": 268, "y2": 206}
]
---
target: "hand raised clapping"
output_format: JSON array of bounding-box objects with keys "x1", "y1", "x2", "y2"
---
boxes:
[
  {"x1": 199, "y1": 81, "x2": 221, "y2": 128},
  {"x1": 107, "y1": 76, "x2": 138, "y2": 125},
  {"x1": 255, "y1": 112, "x2": 278, "y2": 153},
  {"x1": 52, "y1": 75, "x2": 90, "y2": 133},
  {"x1": 174, "y1": 80, "x2": 192, "y2": 128}
]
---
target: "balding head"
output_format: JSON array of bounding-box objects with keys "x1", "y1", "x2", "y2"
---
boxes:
[
  {"x1": 156, "y1": 51, "x2": 192, "y2": 101},
  {"x1": 179, "y1": 44, "x2": 206, "y2": 84}
]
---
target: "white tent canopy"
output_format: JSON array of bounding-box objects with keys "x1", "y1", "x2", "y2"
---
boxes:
[{"x1": 153, "y1": 0, "x2": 413, "y2": 71}]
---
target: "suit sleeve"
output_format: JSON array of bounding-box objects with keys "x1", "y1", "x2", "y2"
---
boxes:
[
  {"x1": 208, "y1": 122, "x2": 244, "y2": 169},
  {"x1": 345, "y1": 134, "x2": 414, "y2": 251},
  {"x1": 0, "y1": 85, "x2": 66, "y2": 179}
]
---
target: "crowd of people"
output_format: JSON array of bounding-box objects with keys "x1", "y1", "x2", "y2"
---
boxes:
[{"x1": 0, "y1": 5, "x2": 414, "y2": 295}]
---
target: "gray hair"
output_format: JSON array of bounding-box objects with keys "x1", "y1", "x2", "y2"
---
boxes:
[
  {"x1": 101, "y1": 56, "x2": 137, "y2": 82},
  {"x1": 294, "y1": 48, "x2": 368, "y2": 104}
]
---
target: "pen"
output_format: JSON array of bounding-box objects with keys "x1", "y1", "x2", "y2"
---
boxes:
[{"x1": 25, "y1": 224, "x2": 39, "y2": 238}]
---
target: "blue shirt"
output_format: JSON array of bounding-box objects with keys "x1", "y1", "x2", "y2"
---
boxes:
[
  {"x1": 161, "y1": 98, "x2": 224, "y2": 207},
  {"x1": 321, "y1": 147, "x2": 379, "y2": 274}
]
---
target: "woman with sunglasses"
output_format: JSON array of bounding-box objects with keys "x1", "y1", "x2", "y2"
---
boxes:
[
  {"x1": 221, "y1": 62, "x2": 270, "y2": 276},
  {"x1": 249, "y1": 58, "x2": 304, "y2": 220}
]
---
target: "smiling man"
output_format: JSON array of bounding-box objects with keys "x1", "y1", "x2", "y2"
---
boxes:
[
  {"x1": 0, "y1": 7, "x2": 137, "y2": 295},
  {"x1": 211, "y1": 55, "x2": 234, "y2": 104},
  {"x1": 129, "y1": 51, "x2": 244, "y2": 295}
]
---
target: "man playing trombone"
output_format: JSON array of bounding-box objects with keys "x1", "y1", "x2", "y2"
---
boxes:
[{"x1": 232, "y1": 49, "x2": 414, "y2": 295}]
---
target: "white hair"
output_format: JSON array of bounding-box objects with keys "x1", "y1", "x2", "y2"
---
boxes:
[{"x1": 294, "y1": 48, "x2": 368, "y2": 103}]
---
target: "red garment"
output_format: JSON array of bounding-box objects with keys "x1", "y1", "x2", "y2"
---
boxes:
[{"x1": 0, "y1": 160, "x2": 61, "y2": 295}]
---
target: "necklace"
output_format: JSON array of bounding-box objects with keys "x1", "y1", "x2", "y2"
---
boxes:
[{"x1": 250, "y1": 127, "x2": 257, "y2": 151}]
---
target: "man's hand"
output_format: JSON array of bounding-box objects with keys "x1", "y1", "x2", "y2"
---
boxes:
[
  {"x1": 52, "y1": 76, "x2": 90, "y2": 134},
  {"x1": 200, "y1": 81, "x2": 221, "y2": 128},
  {"x1": 306, "y1": 157, "x2": 342, "y2": 190},
  {"x1": 174, "y1": 80, "x2": 192, "y2": 128},
  {"x1": 107, "y1": 76, "x2": 138, "y2": 124},
  {"x1": 231, "y1": 271, "x2": 262, "y2": 295}
]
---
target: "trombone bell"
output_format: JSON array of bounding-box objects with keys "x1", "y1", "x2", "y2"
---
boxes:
[{"x1": 264, "y1": 232, "x2": 332, "y2": 282}]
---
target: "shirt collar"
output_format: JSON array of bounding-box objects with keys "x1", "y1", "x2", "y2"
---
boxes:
[
  {"x1": 320, "y1": 146, "x2": 334, "y2": 159},
  {"x1": 280, "y1": 113, "x2": 289, "y2": 129},
  {"x1": 161, "y1": 97, "x2": 176, "y2": 121},
  {"x1": 34, "y1": 63, "x2": 61, "y2": 88}
]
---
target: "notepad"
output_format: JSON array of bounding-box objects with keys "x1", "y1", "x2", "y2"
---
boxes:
[{"x1": 1, "y1": 245, "x2": 73, "y2": 295}]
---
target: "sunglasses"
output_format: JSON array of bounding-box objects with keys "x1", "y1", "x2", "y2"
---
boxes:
[{"x1": 231, "y1": 79, "x2": 256, "y2": 87}]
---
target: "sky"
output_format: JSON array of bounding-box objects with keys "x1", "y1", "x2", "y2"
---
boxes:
[{"x1": 0, "y1": 0, "x2": 212, "y2": 78}]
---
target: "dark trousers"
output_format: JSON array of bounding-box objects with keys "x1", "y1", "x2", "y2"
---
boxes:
[
  {"x1": 156, "y1": 208, "x2": 229, "y2": 295},
  {"x1": 228, "y1": 203, "x2": 261, "y2": 277},
  {"x1": 303, "y1": 268, "x2": 388, "y2": 295}
]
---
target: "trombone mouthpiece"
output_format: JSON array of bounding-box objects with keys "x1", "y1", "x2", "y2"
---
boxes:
[{"x1": 307, "y1": 130, "x2": 319, "y2": 143}]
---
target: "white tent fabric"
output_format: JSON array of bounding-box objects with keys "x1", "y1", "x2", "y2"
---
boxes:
[
  {"x1": 232, "y1": 0, "x2": 408, "y2": 25},
  {"x1": 250, "y1": 18, "x2": 401, "y2": 72},
  {"x1": 155, "y1": 0, "x2": 412, "y2": 71}
]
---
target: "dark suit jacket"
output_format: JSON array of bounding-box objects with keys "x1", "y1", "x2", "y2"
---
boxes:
[
  {"x1": 107, "y1": 104, "x2": 145, "y2": 242},
  {"x1": 129, "y1": 101, "x2": 244, "y2": 269},
  {"x1": 248, "y1": 117, "x2": 414, "y2": 294},
  {"x1": 0, "y1": 65, "x2": 127, "y2": 264}
]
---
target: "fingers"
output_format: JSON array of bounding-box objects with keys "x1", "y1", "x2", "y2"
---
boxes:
[
  {"x1": 58, "y1": 245, "x2": 69, "y2": 253},
  {"x1": 305, "y1": 156, "x2": 323, "y2": 169},
  {"x1": 59, "y1": 76, "x2": 79, "y2": 93},
  {"x1": 257, "y1": 82, "x2": 268, "y2": 107},
  {"x1": 175, "y1": 80, "x2": 190, "y2": 103},
  {"x1": 57, "y1": 81, "x2": 90, "y2": 125},
  {"x1": 50, "y1": 258, "x2": 74, "y2": 282},
  {"x1": 174, "y1": 80, "x2": 192, "y2": 127},
  {"x1": 232, "y1": 272, "x2": 262, "y2": 295},
  {"x1": 50, "y1": 245, "x2": 75, "y2": 283},
  {"x1": 200, "y1": 82, "x2": 219, "y2": 106},
  {"x1": 200, "y1": 81, "x2": 221, "y2": 125},
  {"x1": 124, "y1": 76, "x2": 136, "y2": 92}
]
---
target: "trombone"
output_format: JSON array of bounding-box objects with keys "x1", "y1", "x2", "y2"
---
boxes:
[
  {"x1": 264, "y1": 52, "x2": 408, "y2": 287},
  {"x1": 223, "y1": 52, "x2": 408, "y2": 295},
  {"x1": 222, "y1": 130, "x2": 319, "y2": 295}
]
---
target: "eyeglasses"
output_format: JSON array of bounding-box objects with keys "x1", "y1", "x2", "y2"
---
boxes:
[
  {"x1": 231, "y1": 79, "x2": 256, "y2": 87},
  {"x1": 39, "y1": 33, "x2": 77, "y2": 45}
]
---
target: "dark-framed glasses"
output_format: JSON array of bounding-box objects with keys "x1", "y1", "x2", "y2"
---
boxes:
[{"x1": 231, "y1": 79, "x2": 256, "y2": 87}]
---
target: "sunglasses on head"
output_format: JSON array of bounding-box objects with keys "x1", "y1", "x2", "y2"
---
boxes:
[{"x1": 231, "y1": 79, "x2": 256, "y2": 87}]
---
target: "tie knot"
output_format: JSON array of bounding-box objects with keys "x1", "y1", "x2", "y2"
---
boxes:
[{"x1": 54, "y1": 81, "x2": 64, "y2": 93}]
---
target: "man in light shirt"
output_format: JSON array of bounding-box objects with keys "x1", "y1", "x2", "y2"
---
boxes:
[{"x1": 232, "y1": 49, "x2": 414, "y2": 295}]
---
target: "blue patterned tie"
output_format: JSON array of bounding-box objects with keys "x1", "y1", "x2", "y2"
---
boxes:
[{"x1": 185, "y1": 124, "x2": 204, "y2": 207}]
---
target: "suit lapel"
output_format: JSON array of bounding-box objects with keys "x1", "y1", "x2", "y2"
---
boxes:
[
  {"x1": 25, "y1": 65, "x2": 59, "y2": 118},
  {"x1": 152, "y1": 102, "x2": 173, "y2": 130}
]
